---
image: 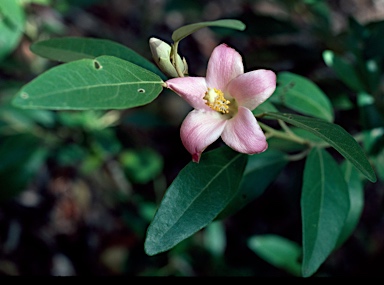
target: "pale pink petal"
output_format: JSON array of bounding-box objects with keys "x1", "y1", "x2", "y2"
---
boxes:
[
  {"x1": 180, "y1": 109, "x2": 227, "y2": 162},
  {"x1": 221, "y1": 106, "x2": 267, "y2": 154},
  {"x1": 206, "y1": 44, "x2": 244, "y2": 91},
  {"x1": 166, "y1": 77, "x2": 211, "y2": 111},
  {"x1": 227, "y1": 69, "x2": 276, "y2": 110}
]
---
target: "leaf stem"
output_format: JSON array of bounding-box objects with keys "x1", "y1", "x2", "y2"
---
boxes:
[
  {"x1": 259, "y1": 121, "x2": 309, "y2": 145},
  {"x1": 171, "y1": 41, "x2": 184, "y2": 78},
  {"x1": 285, "y1": 149, "x2": 311, "y2": 161}
]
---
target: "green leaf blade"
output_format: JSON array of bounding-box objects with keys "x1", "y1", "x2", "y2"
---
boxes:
[
  {"x1": 172, "y1": 19, "x2": 246, "y2": 42},
  {"x1": 144, "y1": 147, "x2": 247, "y2": 256},
  {"x1": 264, "y1": 112, "x2": 377, "y2": 182},
  {"x1": 323, "y1": 50, "x2": 366, "y2": 92},
  {"x1": 301, "y1": 148, "x2": 350, "y2": 277},
  {"x1": 30, "y1": 37, "x2": 166, "y2": 79},
  {"x1": 217, "y1": 149, "x2": 288, "y2": 219},
  {"x1": 336, "y1": 161, "x2": 364, "y2": 248},
  {"x1": 13, "y1": 56, "x2": 164, "y2": 110},
  {"x1": 248, "y1": 235, "x2": 302, "y2": 276},
  {"x1": 272, "y1": 72, "x2": 334, "y2": 122},
  {"x1": 0, "y1": 0, "x2": 25, "y2": 61}
]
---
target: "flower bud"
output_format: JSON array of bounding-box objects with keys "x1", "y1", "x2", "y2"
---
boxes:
[{"x1": 149, "y1": 37, "x2": 188, "y2": 78}]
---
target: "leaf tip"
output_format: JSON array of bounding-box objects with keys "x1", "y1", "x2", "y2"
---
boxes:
[
  {"x1": 144, "y1": 238, "x2": 160, "y2": 256},
  {"x1": 367, "y1": 171, "x2": 377, "y2": 183},
  {"x1": 12, "y1": 90, "x2": 29, "y2": 108}
]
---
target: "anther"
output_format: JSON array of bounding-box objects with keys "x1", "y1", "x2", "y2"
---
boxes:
[{"x1": 203, "y1": 88, "x2": 230, "y2": 114}]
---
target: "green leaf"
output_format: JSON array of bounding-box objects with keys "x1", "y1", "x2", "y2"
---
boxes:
[
  {"x1": 0, "y1": 0, "x2": 25, "y2": 31},
  {"x1": 271, "y1": 72, "x2": 334, "y2": 122},
  {"x1": 248, "y1": 235, "x2": 302, "y2": 276},
  {"x1": 204, "y1": 221, "x2": 226, "y2": 257},
  {"x1": 252, "y1": 100, "x2": 278, "y2": 115},
  {"x1": 144, "y1": 146, "x2": 247, "y2": 256},
  {"x1": 0, "y1": 0, "x2": 25, "y2": 61},
  {"x1": 301, "y1": 148, "x2": 350, "y2": 277},
  {"x1": 365, "y1": 20, "x2": 384, "y2": 59},
  {"x1": 357, "y1": 92, "x2": 384, "y2": 130},
  {"x1": 0, "y1": 134, "x2": 48, "y2": 201},
  {"x1": 323, "y1": 50, "x2": 366, "y2": 92},
  {"x1": 217, "y1": 149, "x2": 288, "y2": 219},
  {"x1": 171, "y1": 19, "x2": 246, "y2": 43},
  {"x1": 13, "y1": 55, "x2": 164, "y2": 110},
  {"x1": 264, "y1": 112, "x2": 377, "y2": 182},
  {"x1": 336, "y1": 161, "x2": 364, "y2": 248},
  {"x1": 30, "y1": 37, "x2": 166, "y2": 79},
  {"x1": 119, "y1": 148, "x2": 163, "y2": 184}
]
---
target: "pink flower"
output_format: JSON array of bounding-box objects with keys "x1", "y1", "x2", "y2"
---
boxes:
[{"x1": 166, "y1": 44, "x2": 276, "y2": 162}]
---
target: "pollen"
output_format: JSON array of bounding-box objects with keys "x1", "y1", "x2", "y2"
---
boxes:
[{"x1": 203, "y1": 88, "x2": 230, "y2": 114}]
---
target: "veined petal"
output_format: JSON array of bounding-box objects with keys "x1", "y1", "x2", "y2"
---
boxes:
[
  {"x1": 221, "y1": 106, "x2": 267, "y2": 154},
  {"x1": 166, "y1": 77, "x2": 211, "y2": 111},
  {"x1": 206, "y1": 44, "x2": 244, "y2": 91},
  {"x1": 227, "y1": 69, "x2": 276, "y2": 110},
  {"x1": 180, "y1": 109, "x2": 227, "y2": 162}
]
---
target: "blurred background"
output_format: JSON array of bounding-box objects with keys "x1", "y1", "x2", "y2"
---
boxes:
[{"x1": 0, "y1": 0, "x2": 384, "y2": 276}]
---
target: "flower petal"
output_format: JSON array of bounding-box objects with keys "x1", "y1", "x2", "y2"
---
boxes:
[
  {"x1": 180, "y1": 109, "x2": 227, "y2": 162},
  {"x1": 227, "y1": 69, "x2": 276, "y2": 110},
  {"x1": 166, "y1": 77, "x2": 211, "y2": 111},
  {"x1": 206, "y1": 44, "x2": 244, "y2": 91},
  {"x1": 221, "y1": 106, "x2": 267, "y2": 154}
]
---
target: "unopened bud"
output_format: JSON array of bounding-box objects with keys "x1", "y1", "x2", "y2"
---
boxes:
[{"x1": 149, "y1": 37, "x2": 188, "y2": 78}]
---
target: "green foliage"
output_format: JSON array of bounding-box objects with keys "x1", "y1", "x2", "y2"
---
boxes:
[
  {"x1": 0, "y1": 1, "x2": 382, "y2": 276},
  {"x1": 323, "y1": 50, "x2": 366, "y2": 92},
  {"x1": 272, "y1": 72, "x2": 334, "y2": 122},
  {"x1": 0, "y1": 0, "x2": 25, "y2": 61},
  {"x1": 248, "y1": 235, "x2": 302, "y2": 276},
  {"x1": 171, "y1": 19, "x2": 246, "y2": 43},
  {"x1": 13, "y1": 56, "x2": 164, "y2": 110},
  {"x1": 336, "y1": 161, "x2": 364, "y2": 248},
  {"x1": 144, "y1": 147, "x2": 247, "y2": 256},
  {"x1": 0, "y1": 134, "x2": 48, "y2": 201},
  {"x1": 301, "y1": 148, "x2": 350, "y2": 277},
  {"x1": 217, "y1": 149, "x2": 288, "y2": 219},
  {"x1": 30, "y1": 37, "x2": 166, "y2": 79},
  {"x1": 119, "y1": 148, "x2": 163, "y2": 184},
  {"x1": 264, "y1": 112, "x2": 377, "y2": 183}
]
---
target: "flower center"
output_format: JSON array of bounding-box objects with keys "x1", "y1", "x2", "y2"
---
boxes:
[{"x1": 203, "y1": 88, "x2": 230, "y2": 114}]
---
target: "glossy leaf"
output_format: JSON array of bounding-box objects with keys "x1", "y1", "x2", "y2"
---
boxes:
[
  {"x1": 204, "y1": 221, "x2": 226, "y2": 257},
  {"x1": 301, "y1": 148, "x2": 350, "y2": 277},
  {"x1": 336, "y1": 161, "x2": 364, "y2": 248},
  {"x1": 119, "y1": 148, "x2": 163, "y2": 184},
  {"x1": 172, "y1": 19, "x2": 246, "y2": 42},
  {"x1": 323, "y1": 50, "x2": 366, "y2": 92},
  {"x1": 357, "y1": 92, "x2": 384, "y2": 130},
  {"x1": 365, "y1": 20, "x2": 384, "y2": 59},
  {"x1": 264, "y1": 112, "x2": 377, "y2": 182},
  {"x1": 272, "y1": 72, "x2": 334, "y2": 122},
  {"x1": 248, "y1": 235, "x2": 302, "y2": 276},
  {"x1": 144, "y1": 147, "x2": 247, "y2": 256},
  {"x1": 217, "y1": 149, "x2": 288, "y2": 219},
  {"x1": 0, "y1": 0, "x2": 25, "y2": 60},
  {"x1": 252, "y1": 100, "x2": 278, "y2": 115},
  {"x1": 0, "y1": 134, "x2": 48, "y2": 201},
  {"x1": 30, "y1": 37, "x2": 166, "y2": 79},
  {"x1": 13, "y1": 55, "x2": 164, "y2": 110}
]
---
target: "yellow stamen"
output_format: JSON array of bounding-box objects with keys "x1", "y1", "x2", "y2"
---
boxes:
[{"x1": 203, "y1": 88, "x2": 230, "y2": 114}]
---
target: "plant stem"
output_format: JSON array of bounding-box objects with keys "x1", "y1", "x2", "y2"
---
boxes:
[
  {"x1": 171, "y1": 41, "x2": 184, "y2": 77},
  {"x1": 258, "y1": 121, "x2": 309, "y2": 145}
]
